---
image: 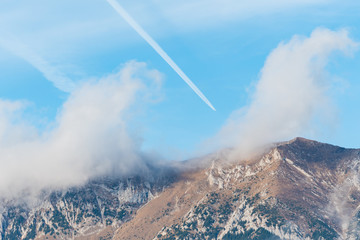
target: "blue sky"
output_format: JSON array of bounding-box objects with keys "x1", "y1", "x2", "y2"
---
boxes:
[{"x1": 0, "y1": 0, "x2": 359, "y2": 161}]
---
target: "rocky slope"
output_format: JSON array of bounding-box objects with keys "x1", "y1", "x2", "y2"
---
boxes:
[
  {"x1": 152, "y1": 138, "x2": 360, "y2": 240},
  {"x1": 1, "y1": 137, "x2": 360, "y2": 239},
  {"x1": 0, "y1": 165, "x2": 178, "y2": 240}
]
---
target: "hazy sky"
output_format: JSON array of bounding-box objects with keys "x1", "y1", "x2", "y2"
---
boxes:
[{"x1": 0, "y1": 0, "x2": 359, "y2": 161}]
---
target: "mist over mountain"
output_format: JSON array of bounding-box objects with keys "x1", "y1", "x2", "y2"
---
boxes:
[
  {"x1": 0, "y1": 61, "x2": 164, "y2": 201},
  {"x1": 209, "y1": 28, "x2": 358, "y2": 159},
  {"x1": 0, "y1": 28, "x2": 357, "y2": 204}
]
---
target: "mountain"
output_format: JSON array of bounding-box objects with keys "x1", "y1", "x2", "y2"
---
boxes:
[{"x1": 1, "y1": 138, "x2": 360, "y2": 239}]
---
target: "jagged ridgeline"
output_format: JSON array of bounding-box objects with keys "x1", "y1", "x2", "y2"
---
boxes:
[{"x1": 1, "y1": 138, "x2": 360, "y2": 240}]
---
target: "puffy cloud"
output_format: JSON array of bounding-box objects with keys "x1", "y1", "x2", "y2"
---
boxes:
[
  {"x1": 0, "y1": 61, "x2": 163, "y2": 199},
  {"x1": 213, "y1": 28, "x2": 358, "y2": 159}
]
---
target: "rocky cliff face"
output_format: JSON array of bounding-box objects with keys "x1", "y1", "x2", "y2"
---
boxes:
[
  {"x1": 0, "y1": 166, "x2": 177, "y2": 240},
  {"x1": 1, "y1": 138, "x2": 360, "y2": 240}
]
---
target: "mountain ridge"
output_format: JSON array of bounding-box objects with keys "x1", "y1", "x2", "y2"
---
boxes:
[{"x1": 0, "y1": 137, "x2": 359, "y2": 239}]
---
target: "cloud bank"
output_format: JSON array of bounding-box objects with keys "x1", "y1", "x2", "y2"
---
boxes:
[
  {"x1": 214, "y1": 28, "x2": 358, "y2": 159},
  {"x1": 0, "y1": 61, "x2": 163, "y2": 199}
]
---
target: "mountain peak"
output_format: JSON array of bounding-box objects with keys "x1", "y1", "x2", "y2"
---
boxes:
[
  {"x1": 288, "y1": 136, "x2": 318, "y2": 144},
  {"x1": 276, "y1": 137, "x2": 326, "y2": 148},
  {"x1": 274, "y1": 137, "x2": 359, "y2": 171}
]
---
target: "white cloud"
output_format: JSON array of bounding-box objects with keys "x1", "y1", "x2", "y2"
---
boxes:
[
  {"x1": 0, "y1": 61, "x2": 163, "y2": 199},
  {"x1": 211, "y1": 28, "x2": 358, "y2": 159}
]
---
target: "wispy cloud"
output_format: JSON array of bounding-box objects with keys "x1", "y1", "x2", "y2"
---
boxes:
[
  {"x1": 210, "y1": 28, "x2": 358, "y2": 158},
  {"x1": 0, "y1": 34, "x2": 76, "y2": 92},
  {"x1": 0, "y1": 0, "x2": 335, "y2": 56},
  {"x1": 151, "y1": 0, "x2": 332, "y2": 31},
  {"x1": 0, "y1": 61, "x2": 163, "y2": 200}
]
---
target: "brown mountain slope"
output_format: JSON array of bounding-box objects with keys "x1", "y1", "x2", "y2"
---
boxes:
[
  {"x1": 113, "y1": 138, "x2": 360, "y2": 240},
  {"x1": 113, "y1": 170, "x2": 211, "y2": 239}
]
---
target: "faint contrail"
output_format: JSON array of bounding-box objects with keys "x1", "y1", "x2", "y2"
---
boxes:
[
  {"x1": 106, "y1": 0, "x2": 216, "y2": 111},
  {"x1": 0, "y1": 34, "x2": 76, "y2": 92}
]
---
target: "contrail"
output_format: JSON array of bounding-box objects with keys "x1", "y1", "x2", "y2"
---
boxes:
[
  {"x1": 106, "y1": 0, "x2": 216, "y2": 111},
  {"x1": 0, "y1": 34, "x2": 76, "y2": 92}
]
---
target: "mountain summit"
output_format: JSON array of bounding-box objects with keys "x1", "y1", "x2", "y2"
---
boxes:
[{"x1": 1, "y1": 138, "x2": 360, "y2": 240}]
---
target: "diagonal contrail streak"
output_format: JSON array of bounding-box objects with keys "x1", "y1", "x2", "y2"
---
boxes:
[
  {"x1": 106, "y1": 0, "x2": 216, "y2": 111},
  {"x1": 0, "y1": 34, "x2": 76, "y2": 93}
]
